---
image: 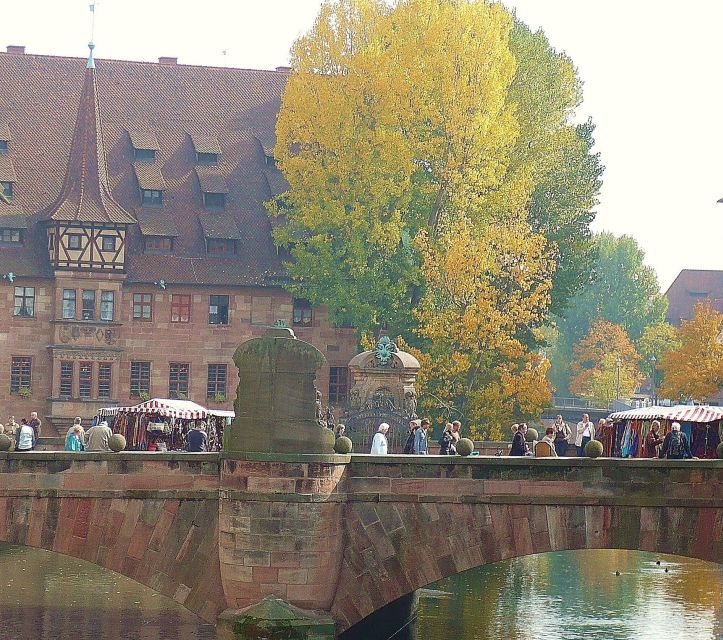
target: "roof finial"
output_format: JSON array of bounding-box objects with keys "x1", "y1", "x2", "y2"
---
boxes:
[{"x1": 87, "y1": 2, "x2": 97, "y2": 69}]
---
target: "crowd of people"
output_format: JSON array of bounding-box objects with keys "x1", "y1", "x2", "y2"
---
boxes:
[
  {"x1": 362, "y1": 412, "x2": 697, "y2": 459},
  {"x1": 0, "y1": 413, "x2": 213, "y2": 453}
]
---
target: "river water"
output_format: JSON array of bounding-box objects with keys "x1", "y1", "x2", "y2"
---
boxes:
[{"x1": 0, "y1": 544, "x2": 719, "y2": 640}]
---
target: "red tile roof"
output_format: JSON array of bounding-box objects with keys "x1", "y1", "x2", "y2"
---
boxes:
[
  {"x1": 0, "y1": 154, "x2": 17, "y2": 182},
  {"x1": 38, "y1": 63, "x2": 136, "y2": 225},
  {"x1": 665, "y1": 269, "x2": 723, "y2": 326},
  {"x1": 195, "y1": 166, "x2": 229, "y2": 194},
  {"x1": 133, "y1": 162, "x2": 166, "y2": 190},
  {"x1": 198, "y1": 213, "x2": 242, "y2": 240},
  {"x1": 128, "y1": 128, "x2": 160, "y2": 151},
  {"x1": 0, "y1": 50, "x2": 289, "y2": 284}
]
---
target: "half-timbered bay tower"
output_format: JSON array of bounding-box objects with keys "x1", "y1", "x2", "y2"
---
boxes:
[{"x1": 0, "y1": 45, "x2": 356, "y2": 433}]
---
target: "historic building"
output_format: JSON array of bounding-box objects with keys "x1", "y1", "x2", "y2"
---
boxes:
[
  {"x1": 665, "y1": 269, "x2": 723, "y2": 326},
  {"x1": 0, "y1": 45, "x2": 356, "y2": 434}
]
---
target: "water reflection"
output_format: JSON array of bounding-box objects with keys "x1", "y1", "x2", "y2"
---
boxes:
[
  {"x1": 343, "y1": 550, "x2": 722, "y2": 640},
  {"x1": 0, "y1": 543, "x2": 217, "y2": 640}
]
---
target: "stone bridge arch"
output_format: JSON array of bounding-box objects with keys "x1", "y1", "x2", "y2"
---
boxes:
[
  {"x1": 330, "y1": 458, "x2": 721, "y2": 631},
  {"x1": 0, "y1": 454, "x2": 225, "y2": 623}
]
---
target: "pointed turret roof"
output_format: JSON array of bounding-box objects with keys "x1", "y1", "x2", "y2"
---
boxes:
[{"x1": 39, "y1": 46, "x2": 135, "y2": 225}]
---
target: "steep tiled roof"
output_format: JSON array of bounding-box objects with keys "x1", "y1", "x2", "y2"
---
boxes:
[
  {"x1": 0, "y1": 154, "x2": 17, "y2": 182},
  {"x1": 133, "y1": 162, "x2": 166, "y2": 190},
  {"x1": 195, "y1": 166, "x2": 229, "y2": 193},
  {"x1": 0, "y1": 50, "x2": 289, "y2": 284},
  {"x1": 665, "y1": 269, "x2": 723, "y2": 326},
  {"x1": 38, "y1": 60, "x2": 136, "y2": 225},
  {"x1": 198, "y1": 214, "x2": 242, "y2": 240},
  {"x1": 0, "y1": 122, "x2": 10, "y2": 141},
  {"x1": 128, "y1": 128, "x2": 160, "y2": 151},
  {"x1": 190, "y1": 132, "x2": 222, "y2": 155},
  {"x1": 136, "y1": 210, "x2": 179, "y2": 237}
]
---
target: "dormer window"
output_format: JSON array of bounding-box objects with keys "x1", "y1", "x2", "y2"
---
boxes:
[
  {"x1": 265, "y1": 154, "x2": 276, "y2": 168},
  {"x1": 207, "y1": 238, "x2": 236, "y2": 256},
  {"x1": 203, "y1": 192, "x2": 225, "y2": 209},
  {"x1": 134, "y1": 148, "x2": 156, "y2": 163},
  {"x1": 0, "y1": 229, "x2": 21, "y2": 243},
  {"x1": 197, "y1": 152, "x2": 219, "y2": 165},
  {"x1": 0, "y1": 140, "x2": 8, "y2": 154},
  {"x1": 1, "y1": 181, "x2": 13, "y2": 199},
  {"x1": 144, "y1": 236, "x2": 173, "y2": 254},
  {"x1": 141, "y1": 189, "x2": 163, "y2": 207}
]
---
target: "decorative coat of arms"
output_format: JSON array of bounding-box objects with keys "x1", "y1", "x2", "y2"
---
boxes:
[{"x1": 374, "y1": 336, "x2": 398, "y2": 366}]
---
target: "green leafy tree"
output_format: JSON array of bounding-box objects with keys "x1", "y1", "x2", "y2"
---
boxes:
[{"x1": 551, "y1": 233, "x2": 667, "y2": 394}]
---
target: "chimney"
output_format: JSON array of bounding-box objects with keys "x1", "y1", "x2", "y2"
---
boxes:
[
  {"x1": 6, "y1": 45, "x2": 25, "y2": 54},
  {"x1": 158, "y1": 56, "x2": 178, "y2": 65},
  {"x1": 275, "y1": 66, "x2": 291, "y2": 73}
]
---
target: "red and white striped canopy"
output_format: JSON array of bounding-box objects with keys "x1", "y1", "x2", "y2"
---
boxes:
[
  {"x1": 609, "y1": 404, "x2": 723, "y2": 423},
  {"x1": 99, "y1": 398, "x2": 210, "y2": 420}
]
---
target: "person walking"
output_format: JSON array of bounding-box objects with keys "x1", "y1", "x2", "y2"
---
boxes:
[
  {"x1": 66, "y1": 417, "x2": 85, "y2": 449},
  {"x1": 85, "y1": 421, "x2": 113, "y2": 452},
  {"x1": 403, "y1": 419, "x2": 420, "y2": 454},
  {"x1": 659, "y1": 422, "x2": 692, "y2": 459},
  {"x1": 370, "y1": 423, "x2": 389, "y2": 455},
  {"x1": 438, "y1": 423, "x2": 454, "y2": 455},
  {"x1": 510, "y1": 423, "x2": 531, "y2": 456},
  {"x1": 14, "y1": 419, "x2": 36, "y2": 452},
  {"x1": 64, "y1": 426, "x2": 84, "y2": 452},
  {"x1": 414, "y1": 418, "x2": 430, "y2": 455},
  {"x1": 644, "y1": 420, "x2": 664, "y2": 458},
  {"x1": 575, "y1": 413, "x2": 595, "y2": 457},
  {"x1": 186, "y1": 421, "x2": 209, "y2": 452},
  {"x1": 552, "y1": 415, "x2": 571, "y2": 457}
]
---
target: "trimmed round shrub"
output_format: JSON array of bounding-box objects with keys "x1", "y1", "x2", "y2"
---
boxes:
[
  {"x1": 456, "y1": 438, "x2": 474, "y2": 457},
  {"x1": 716, "y1": 442, "x2": 723, "y2": 459},
  {"x1": 585, "y1": 439, "x2": 604, "y2": 458},
  {"x1": 0, "y1": 433, "x2": 11, "y2": 451},
  {"x1": 525, "y1": 428, "x2": 538, "y2": 442},
  {"x1": 333, "y1": 436, "x2": 353, "y2": 454},
  {"x1": 108, "y1": 433, "x2": 127, "y2": 452}
]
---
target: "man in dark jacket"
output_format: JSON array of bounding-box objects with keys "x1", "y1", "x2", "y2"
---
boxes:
[
  {"x1": 186, "y1": 422, "x2": 208, "y2": 452},
  {"x1": 659, "y1": 422, "x2": 692, "y2": 459},
  {"x1": 510, "y1": 423, "x2": 531, "y2": 456}
]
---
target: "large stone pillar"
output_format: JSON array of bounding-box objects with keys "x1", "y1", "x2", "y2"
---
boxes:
[{"x1": 219, "y1": 327, "x2": 346, "y2": 639}]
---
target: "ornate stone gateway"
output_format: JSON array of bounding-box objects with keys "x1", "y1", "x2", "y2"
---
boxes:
[{"x1": 343, "y1": 335, "x2": 420, "y2": 452}]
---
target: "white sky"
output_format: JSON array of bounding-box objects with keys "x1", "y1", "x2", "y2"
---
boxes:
[{"x1": 3, "y1": 0, "x2": 722, "y2": 291}]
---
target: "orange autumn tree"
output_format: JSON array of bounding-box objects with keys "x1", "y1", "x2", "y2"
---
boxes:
[
  {"x1": 407, "y1": 217, "x2": 553, "y2": 440},
  {"x1": 659, "y1": 302, "x2": 723, "y2": 402},
  {"x1": 569, "y1": 319, "x2": 643, "y2": 405}
]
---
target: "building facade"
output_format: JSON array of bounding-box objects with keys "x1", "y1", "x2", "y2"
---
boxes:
[{"x1": 0, "y1": 46, "x2": 356, "y2": 433}]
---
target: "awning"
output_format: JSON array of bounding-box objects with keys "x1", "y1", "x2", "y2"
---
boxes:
[
  {"x1": 609, "y1": 404, "x2": 723, "y2": 423},
  {"x1": 99, "y1": 398, "x2": 211, "y2": 420}
]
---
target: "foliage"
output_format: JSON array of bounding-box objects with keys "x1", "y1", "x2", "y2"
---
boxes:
[
  {"x1": 637, "y1": 322, "x2": 681, "y2": 390},
  {"x1": 658, "y1": 303, "x2": 723, "y2": 402},
  {"x1": 333, "y1": 435, "x2": 353, "y2": 454},
  {"x1": 551, "y1": 233, "x2": 666, "y2": 394},
  {"x1": 213, "y1": 392, "x2": 227, "y2": 403},
  {"x1": 272, "y1": 0, "x2": 601, "y2": 424},
  {"x1": 407, "y1": 218, "x2": 553, "y2": 439},
  {"x1": 569, "y1": 320, "x2": 644, "y2": 404},
  {"x1": 18, "y1": 387, "x2": 32, "y2": 399},
  {"x1": 584, "y1": 439, "x2": 604, "y2": 458}
]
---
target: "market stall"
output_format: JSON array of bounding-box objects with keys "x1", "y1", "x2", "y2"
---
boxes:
[
  {"x1": 606, "y1": 405, "x2": 722, "y2": 458},
  {"x1": 98, "y1": 398, "x2": 232, "y2": 451}
]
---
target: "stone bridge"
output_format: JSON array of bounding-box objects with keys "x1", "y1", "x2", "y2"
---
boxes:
[{"x1": 0, "y1": 451, "x2": 720, "y2": 636}]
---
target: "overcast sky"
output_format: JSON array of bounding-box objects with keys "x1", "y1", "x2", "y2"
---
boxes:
[{"x1": 3, "y1": 1, "x2": 722, "y2": 291}]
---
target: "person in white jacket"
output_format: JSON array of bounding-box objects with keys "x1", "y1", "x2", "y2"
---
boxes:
[{"x1": 370, "y1": 423, "x2": 389, "y2": 455}]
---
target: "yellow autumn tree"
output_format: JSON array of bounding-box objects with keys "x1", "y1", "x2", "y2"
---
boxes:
[
  {"x1": 569, "y1": 319, "x2": 643, "y2": 404},
  {"x1": 659, "y1": 302, "x2": 723, "y2": 402},
  {"x1": 406, "y1": 218, "x2": 553, "y2": 439}
]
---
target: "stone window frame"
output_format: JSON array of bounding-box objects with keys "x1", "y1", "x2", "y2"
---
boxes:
[
  {"x1": 10, "y1": 355, "x2": 32, "y2": 394},
  {"x1": 59, "y1": 361, "x2": 74, "y2": 398},
  {"x1": 100, "y1": 291, "x2": 114, "y2": 322},
  {"x1": 328, "y1": 366, "x2": 349, "y2": 404},
  {"x1": 171, "y1": 294, "x2": 191, "y2": 323},
  {"x1": 130, "y1": 361, "x2": 151, "y2": 398},
  {"x1": 293, "y1": 298, "x2": 313, "y2": 327},
  {"x1": 98, "y1": 362, "x2": 112, "y2": 399},
  {"x1": 62, "y1": 289, "x2": 77, "y2": 319},
  {"x1": 81, "y1": 289, "x2": 96, "y2": 320},
  {"x1": 208, "y1": 294, "x2": 229, "y2": 325},
  {"x1": 169, "y1": 362, "x2": 190, "y2": 399},
  {"x1": 132, "y1": 293, "x2": 153, "y2": 321},
  {"x1": 78, "y1": 361, "x2": 93, "y2": 398},
  {"x1": 13, "y1": 286, "x2": 35, "y2": 318},
  {"x1": 207, "y1": 363, "x2": 227, "y2": 399}
]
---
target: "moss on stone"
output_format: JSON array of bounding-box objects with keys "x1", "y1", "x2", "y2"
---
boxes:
[
  {"x1": 0, "y1": 434, "x2": 11, "y2": 451},
  {"x1": 333, "y1": 436, "x2": 353, "y2": 454},
  {"x1": 585, "y1": 439, "x2": 604, "y2": 458},
  {"x1": 109, "y1": 433, "x2": 127, "y2": 452},
  {"x1": 456, "y1": 438, "x2": 474, "y2": 456}
]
